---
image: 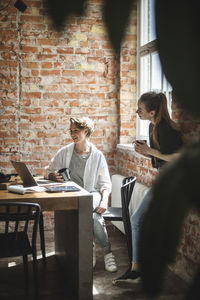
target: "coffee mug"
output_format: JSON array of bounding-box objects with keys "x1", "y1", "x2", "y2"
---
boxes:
[
  {"x1": 136, "y1": 139, "x2": 147, "y2": 144},
  {"x1": 58, "y1": 168, "x2": 71, "y2": 181}
]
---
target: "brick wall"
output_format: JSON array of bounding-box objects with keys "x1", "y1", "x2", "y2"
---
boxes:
[
  {"x1": 115, "y1": 146, "x2": 157, "y2": 186},
  {"x1": 1, "y1": 0, "x2": 200, "y2": 285},
  {"x1": 0, "y1": 0, "x2": 137, "y2": 176},
  {"x1": 119, "y1": 8, "x2": 137, "y2": 145}
]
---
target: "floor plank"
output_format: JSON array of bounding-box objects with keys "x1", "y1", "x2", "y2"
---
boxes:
[{"x1": 0, "y1": 222, "x2": 188, "y2": 300}]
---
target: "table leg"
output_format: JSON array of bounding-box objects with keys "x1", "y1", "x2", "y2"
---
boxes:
[{"x1": 54, "y1": 195, "x2": 93, "y2": 300}]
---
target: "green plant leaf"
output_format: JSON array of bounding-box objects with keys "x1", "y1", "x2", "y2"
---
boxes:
[
  {"x1": 138, "y1": 142, "x2": 200, "y2": 297},
  {"x1": 45, "y1": 0, "x2": 88, "y2": 29},
  {"x1": 102, "y1": 0, "x2": 135, "y2": 54},
  {"x1": 155, "y1": 0, "x2": 200, "y2": 117}
]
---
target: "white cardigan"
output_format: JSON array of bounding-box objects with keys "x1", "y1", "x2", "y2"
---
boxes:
[{"x1": 45, "y1": 143, "x2": 112, "y2": 194}]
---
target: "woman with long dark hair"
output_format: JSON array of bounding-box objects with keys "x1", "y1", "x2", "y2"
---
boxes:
[{"x1": 113, "y1": 92, "x2": 183, "y2": 286}]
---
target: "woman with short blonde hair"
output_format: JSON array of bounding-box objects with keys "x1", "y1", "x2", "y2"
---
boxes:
[{"x1": 45, "y1": 116, "x2": 117, "y2": 272}]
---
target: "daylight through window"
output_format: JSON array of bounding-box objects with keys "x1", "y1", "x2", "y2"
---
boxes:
[{"x1": 137, "y1": 0, "x2": 172, "y2": 141}]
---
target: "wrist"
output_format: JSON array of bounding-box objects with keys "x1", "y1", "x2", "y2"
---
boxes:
[
  {"x1": 101, "y1": 198, "x2": 108, "y2": 205},
  {"x1": 148, "y1": 147, "x2": 155, "y2": 156}
]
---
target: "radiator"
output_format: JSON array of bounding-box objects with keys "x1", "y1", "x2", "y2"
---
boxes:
[{"x1": 111, "y1": 174, "x2": 150, "y2": 233}]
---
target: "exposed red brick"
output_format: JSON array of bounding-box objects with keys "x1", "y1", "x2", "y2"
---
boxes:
[
  {"x1": 1, "y1": 1, "x2": 199, "y2": 283},
  {"x1": 40, "y1": 70, "x2": 60, "y2": 76},
  {"x1": 21, "y1": 46, "x2": 39, "y2": 53},
  {"x1": 22, "y1": 92, "x2": 41, "y2": 99},
  {"x1": 57, "y1": 48, "x2": 74, "y2": 54},
  {"x1": 22, "y1": 62, "x2": 39, "y2": 68},
  {"x1": 0, "y1": 60, "x2": 17, "y2": 67},
  {"x1": 31, "y1": 70, "x2": 39, "y2": 76},
  {"x1": 21, "y1": 16, "x2": 43, "y2": 23},
  {"x1": 62, "y1": 70, "x2": 82, "y2": 76},
  {"x1": 41, "y1": 62, "x2": 52, "y2": 68}
]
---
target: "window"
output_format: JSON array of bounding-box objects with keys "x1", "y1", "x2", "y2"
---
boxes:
[{"x1": 137, "y1": 0, "x2": 172, "y2": 141}]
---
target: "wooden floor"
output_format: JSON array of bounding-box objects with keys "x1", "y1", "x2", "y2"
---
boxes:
[
  {"x1": 0, "y1": 255, "x2": 72, "y2": 300},
  {"x1": 0, "y1": 223, "x2": 189, "y2": 300}
]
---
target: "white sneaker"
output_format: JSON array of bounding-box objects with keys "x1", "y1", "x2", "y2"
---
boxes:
[
  {"x1": 104, "y1": 252, "x2": 117, "y2": 272},
  {"x1": 93, "y1": 242, "x2": 96, "y2": 268}
]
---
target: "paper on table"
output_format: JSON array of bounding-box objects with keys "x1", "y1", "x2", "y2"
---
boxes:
[{"x1": 8, "y1": 185, "x2": 46, "y2": 195}]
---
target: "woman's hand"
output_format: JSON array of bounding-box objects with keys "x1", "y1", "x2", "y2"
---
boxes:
[
  {"x1": 95, "y1": 189, "x2": 109, "y2": 214},
  {"x1": 95, "y1": 199, "x2": 108, "y2": 214},
  {"x1": 135, "y1": 141, "x2": 181, "y2": 162},
  {"x1": 134, "y1": 140, "x2": 150, "y2": 156},
  {"x1": 48, "y1": 172, "x2": 64, "y2": 182}
]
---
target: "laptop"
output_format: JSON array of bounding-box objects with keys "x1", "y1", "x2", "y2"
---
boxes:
[
  {"x1": 10, "y1": 160, "x2": 81, "y2": 192},
  {"x1": 10, "y1": 160, "x2": 63, "y2": 188}
]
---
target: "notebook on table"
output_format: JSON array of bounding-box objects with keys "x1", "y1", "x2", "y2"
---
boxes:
[{"x1": 45, "y1": 185, "x2": 81, "y2": 193}]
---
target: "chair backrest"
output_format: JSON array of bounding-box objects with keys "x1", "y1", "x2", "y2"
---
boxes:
[
  {"x1": 121, "y1": 176, "x2": 136, "y2": 262},
  {"x1": 121, "y1": 176, "x2": 136, "y2": 211},
  {"x1": 0, "y1": 202, "x2": 41, "y2": 252}
]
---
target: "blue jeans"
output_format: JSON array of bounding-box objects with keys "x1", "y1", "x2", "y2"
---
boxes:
[
  {"x1": 92, "y1": 192, "x2": 110, "y2": 252},
  {"x1": 131, "y1": 189, "x2": 152, "y2": 263}
]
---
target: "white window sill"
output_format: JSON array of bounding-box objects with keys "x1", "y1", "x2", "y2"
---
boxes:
[
  {"x1": 116, "y1": 144, "x2": 151, "y2": 160},
  {"x1": 117, "y1": 143, "x2": 134, "y2": 151}
]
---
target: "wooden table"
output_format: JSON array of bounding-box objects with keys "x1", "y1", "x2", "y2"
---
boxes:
[{"x1": 0, "y1": 185, "x2": 93, "y2": 300}]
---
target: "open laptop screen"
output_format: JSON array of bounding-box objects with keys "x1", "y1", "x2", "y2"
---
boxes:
[{"x1": 11, "y1": 160, "x2": 38, "y2": 187}]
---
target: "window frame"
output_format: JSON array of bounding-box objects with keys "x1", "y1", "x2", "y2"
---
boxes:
[{"x1": 137, "y1": 0, "x2": 172, "y2": 141}]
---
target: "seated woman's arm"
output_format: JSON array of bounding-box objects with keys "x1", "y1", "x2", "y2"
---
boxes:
[
  {"x1": 95, "y1": 189, "x2": 110, "y2": 214},
  {"x1": 94, "y1": 154, "x2": 111, "y2": 214}
]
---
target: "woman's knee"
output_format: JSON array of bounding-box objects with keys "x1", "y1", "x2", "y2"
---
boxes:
[
  {"x1": 131, "y1": 210, "x2": 141, "y2": 228},
  {"x1": 93, "y1": 212, "x2": 101, "y2": 222},
  {"x1": 93, "y1": 212, "x2": 105, "y2": 227}
]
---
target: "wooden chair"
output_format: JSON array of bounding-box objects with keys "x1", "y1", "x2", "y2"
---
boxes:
[
  {"x1": 103, "y1": 176, "x2": 136, "y2": 263},
  {"x1": 0, "y1": 202, "x2": 42, "y2": 298}
]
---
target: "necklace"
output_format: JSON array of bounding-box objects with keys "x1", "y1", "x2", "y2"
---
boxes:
[
  {"x1": 81, "y1": 153, "x2": 90, "y2": 159},
  {"x1": 75, "y1": 144, "x2": 91, "y2": 156}
]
